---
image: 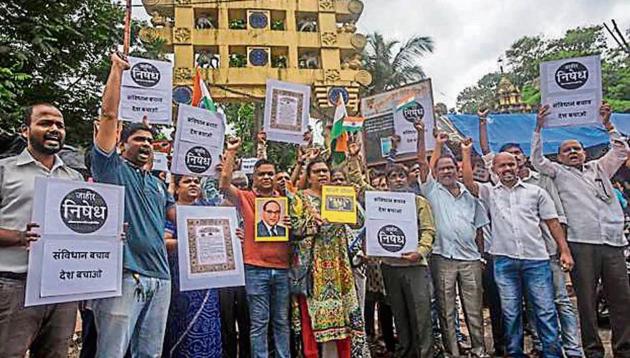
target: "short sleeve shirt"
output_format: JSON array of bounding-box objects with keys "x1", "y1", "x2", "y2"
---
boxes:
[
  {"x1": 478, "y1": 180, "x2": 558, "y2": 260},
  {"x1": 0, "y1": 149, "x2": 82, "y2": 273},
  {"x1": 420, "y1": 174, "x2": 489, "y2": 261},
  {"x1": 91, "y1": 146, "x2": 173, "y2": 279}
]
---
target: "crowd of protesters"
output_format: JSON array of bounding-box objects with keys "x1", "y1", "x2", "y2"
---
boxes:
[{"x1": 1, "y1": 53, "x2": 630, "y2": 358}]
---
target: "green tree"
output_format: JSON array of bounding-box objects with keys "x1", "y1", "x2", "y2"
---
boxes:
[
  {"x1": 455, "y1": 72, "x2": 502, "y2": 114},
  {"x1": 363, "y1": 32, "x2": 434, "y2": 96},
  {"x1": 223, "y1": 103, "x2": 297, "y2": 171},
  {"x1": 0, "y1": 1, "x2": 166, "y2": 146},
  {"x1": 457, "y1": 25, "x2": 630, "y2": 113}
]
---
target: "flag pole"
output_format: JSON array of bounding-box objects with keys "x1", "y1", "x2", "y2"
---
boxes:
[{"x1": 123, "y1": 0, "x2": 132, "y2": 55}]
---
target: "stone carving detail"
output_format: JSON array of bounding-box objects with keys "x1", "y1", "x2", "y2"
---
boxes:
[
  {"x1": 173, "y1": 27, "x2": 191, "y2": 43},
  {"x1": 176, "y1": 0, "x2": 191, "y2": 5},
  {"x1": 321, "y1": 32, "x2": 337, "y2": 47},
  {"x1": 324, "y1": 69, "x2": 341, "y2": 82},
  {"x1": 341, "y1": 53, "x2": 362, "y2": 70},
  {"x1": 319, "y1": 0, "x2": 334, "y2": 11},
  {"x1": 174, "y1": 67, "x2": 193, "y2": 81}
]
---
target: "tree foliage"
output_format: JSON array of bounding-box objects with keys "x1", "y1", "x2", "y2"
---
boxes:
[
  {"x1": 457, "y1": 25, "x2": 630, "y2": 113},
  {"x1": 0, "y1": 1, "x2": 166, "y2": 146},
  {"x1": 362, "y1": 32, "x2": 434, "y2": 96}
]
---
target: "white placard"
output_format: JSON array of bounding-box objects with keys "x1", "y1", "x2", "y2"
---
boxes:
[
  {"x1": 26, "y1": 178, "x2": 125, "y2": 306},
  {"x1": 392, "y1": 95, "x2": 436, "y2": 154},
  {"x1": 176, "y1": 206, "x2": 245, "y2": 291},
  {"x1": 171, "y1": 140, "x2": 223, "y2": 177},
  {"x1": 119, "y1": 56, "x2": 173, "y2": 125},
  {"x1": 540, "y1": 55, "x2": 602, "y2": 128},
  {"x1": 365, "y1": 191, "x2": 418, "y2": 258},
  {"x1": 263, "y1": 80, "x2": 310, "y2": 144},
  {"x1": 38, "y1": 178, "x2": 124, "y2": 237},
  {"x1": 40, "y1": 239, "x2": 121, "y2": 297},
  {"x1": 241, "y1": 158, "x2": 258, "y2": 175},
  {"x1": 152, "y1": 152, "x2": 169, "y2": 172},
  {"x1": 177, "y1": 104, "x2": 226, "y2": 148}
]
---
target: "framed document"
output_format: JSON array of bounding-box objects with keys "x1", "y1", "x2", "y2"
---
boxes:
[
  {"x1": 264, "y1": 80, "x2": 310, "y2": 144},
  {"x1": 176, "y1": 206, "x2": 244, "y2": 291}
]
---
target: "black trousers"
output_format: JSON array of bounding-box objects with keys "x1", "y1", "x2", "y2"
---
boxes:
[
  {"x1": 364, "y1": 291, "x2": 396, "y2": 352},
  {"x1": 482, "y1": 254, "x2": 505, "y2": 353},
  {"x1": 219, "y1": 286, "x2": 251, "y2": 358},
  {"x1": 569, "y1": 243, "x2": 630, "y2": 358}
]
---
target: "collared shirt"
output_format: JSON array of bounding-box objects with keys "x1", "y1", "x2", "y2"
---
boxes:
[
  {"x1": 478, "y1": 180, "x2": 558, "y2": 260},
  {"x1": 419, "y1": 174, "x2": 488, "y2": 261},
  {"x1": 482, "y1": 152, "x2": 567, "y2": 255},
  {"x1": 531, "y1": 131, "x2": 629, "y2": 246},
  {"x1": 0, "y1": 149, "x2": 82, "y2": 273},
  {"x1": 91, "y1": 146, "x2": 174, "y2": 280}
]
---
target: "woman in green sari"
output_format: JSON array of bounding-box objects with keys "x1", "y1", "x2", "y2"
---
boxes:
[{"x1": 289, "y1": 159, "x2": 370, "y2": 358}]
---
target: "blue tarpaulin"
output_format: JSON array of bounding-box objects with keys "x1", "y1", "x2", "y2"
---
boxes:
[{"x1": 447, "y1": 113, "x2": 630, "y2": 156}]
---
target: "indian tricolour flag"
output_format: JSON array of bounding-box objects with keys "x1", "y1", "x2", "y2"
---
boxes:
[
  {"x1": 396, "y1": 95, "x2": 417, "y2": 113},
  {"x1": 343, "y1": 116, "x2": 364, "y2": 133},
  {"x1": 191, "y1": 68, "x2": 217, "y2": 112},
  {"x1": 331, "y1": 95, "x2": 349, "y2": 153}
]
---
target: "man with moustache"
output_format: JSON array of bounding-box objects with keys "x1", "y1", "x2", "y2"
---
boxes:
[
  {"x1": 477, "y1": 108, "x2": 583, "y2": 357},
  {"x1": 88, "y1": 53, "x2": 174, "y2": 357},
  {"x1": 0, "y1": 103, "x2": 83, "y2": 357},
  {"x1": 415, "y1": 121, "x2": 489, "y2": 358},
  {"x1": 461, "y1": 137, "x2": 574, "y2": 358},
  {"x1": 532, "y1": 103, "x2": 630, "y2": 358}
]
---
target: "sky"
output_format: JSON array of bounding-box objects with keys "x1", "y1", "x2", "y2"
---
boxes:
[{"x1": 131, "y1": 0, "x2": 630, "y2": 108}]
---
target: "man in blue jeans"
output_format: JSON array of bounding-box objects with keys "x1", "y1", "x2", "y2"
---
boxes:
[
  {"x1": 462, "y1": 138, "x2": 574, "y2": 358},
  {"x1": 89, "y1": 53, "x2": 174, "y2": 357},
  {"x1": 220, "y1": 137, "x2": 292, "y2": 358}
]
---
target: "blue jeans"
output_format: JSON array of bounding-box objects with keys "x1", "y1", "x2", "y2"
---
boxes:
[
  {"x1": 527, "y1": 257, "x2": 583, "y2": 357},
  {"x1": 494, "y1": 256, "x2": 561, "y2": 358},
  {"x1": 245, "y1": 265, "x2": 290, "y2": 358},
  {"x1": 90, "y1": 272, "x2": 171, "y2": 358}
]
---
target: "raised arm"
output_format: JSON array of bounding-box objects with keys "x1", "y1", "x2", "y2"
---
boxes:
[
  {"x1": 219, "y1": 137, "x2": 242, "y2": 204},
  {"x1": 595, "y1": 103, "x2": 630, "y2": 178},
  {"x1": 256, "y1": 130, "x2": 268, "y2": 160},
  {"x1": 429, "y1": 132, "x2": 448, "y2": 176},
  {"x1": 478, "y1": 108, "x2": 491, "y2": 155},
  {"x1": 96, "y1": 53, "x2": 130, "y2": 153},
  {"x1": 531, "y1": 105, "x2": 559, "y2": 178},
  {"x1": 415, "y1": 121, "x2": 430, "y2": 183},
  {"x1": 461, "y1": 137, "x2": 480, "y2": 197}
]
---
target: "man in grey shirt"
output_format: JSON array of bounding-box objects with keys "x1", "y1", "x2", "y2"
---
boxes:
[
  {"x1": 532, "y1": 103, "x2": 630, "y2": 358},
  {"x1": 0, "y1": 103, "x2": 83, "y2": 357},
  {"x1": 478, "y1": 109, "x2": 583, "y2": 357},
  {"x1": 416, "y1": 122, "x2": 489, "y2": 358},
  {"x1": 462, "y1": 137, "x2": 574, "y2": 358}
]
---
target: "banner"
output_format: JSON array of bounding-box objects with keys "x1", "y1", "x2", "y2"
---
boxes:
[
  {"x1": 152, "y1": 152, "x2": 169, "y2": 172},
  {"x1": 255, "y1": 197, "x2": 289, "y2": 242},
  {"x1": 119, "y1": 56, "x2": 173, "y2": 125},
  {"x1": 240, "y1": 157, "x2": 258, "y2": 175},
  {"x1": 392, "y1": 94, "x2": 436, "y2": 155},
  {"x1": 264, "y1": 80, "x2": 310, "y2": 144},
  {"x1": 365, "y1": 191, "x2": 418, "y2": 258},
  {"x1": 540, "y1": 55, "x2": 602, "y2": 128},
  {"x1": 321, "y1": 185, "x2": 357, "y2": 224},
  {"x1": 171, "y1": 104, "x2": 226, "y2": 177},
  {"x1": 176, "y1": 206, "x2": 245, "y2": 290},
  {"x1": 25, "y1": 178, "x2": 124, "y2": 306}
]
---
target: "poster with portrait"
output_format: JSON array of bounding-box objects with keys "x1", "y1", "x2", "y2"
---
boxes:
[
  {"x1": 176, "y1": 206, "x2": 244, "y2": 291},
  {"x1": 254, "y1": 197, "x2": 289, "y2": 242},
  {"x1": 321, "y1": 185, "x2": 357, "y2": 224},
  {"x1": 263, "y1": 80, "x2": 310, "y2": 144},
  {"x1": 540, "y1": 55, "x2": 602, "y2": 128},
  {"x1": 364, "y1": 191, "x2": 418, "y2": 258},
  {"x1": 361, "y1": 80, "x2": 436, "y2": 165},
  {"x1": 25, "y1": 178, "x2": 124, "y2": 306},
  {"x1": 119, "y1": 56, "x2": 173, "y2": 125},
  {"x1": 171, "y1": 104, "x2": 226, "y2": 177}
]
